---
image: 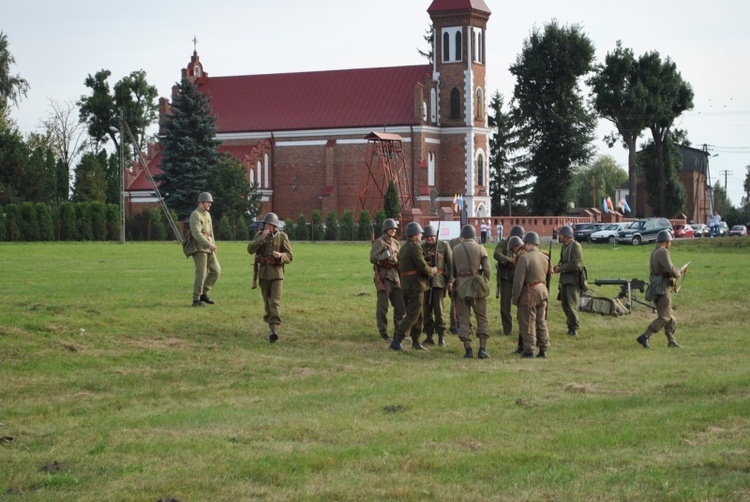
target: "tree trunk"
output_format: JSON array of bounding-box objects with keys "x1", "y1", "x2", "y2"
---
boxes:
[{"x1": 626, "y1": 136, "x2": 637, "y2": 216}]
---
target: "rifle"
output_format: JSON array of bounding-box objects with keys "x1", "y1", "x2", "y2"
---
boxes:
[
  {"x1": 250, "y1": 221, "x2": 265, "y2": 289},
  {"x1": 428, "y1": 221, "x2": 441, "y2": 305},
  {"x1": 545, "y1": 239, "x2": 552, "y2": 318}
]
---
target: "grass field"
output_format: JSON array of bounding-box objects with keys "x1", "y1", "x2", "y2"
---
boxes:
[{"x1": 2, "y1": 238, "x2": 749, "y2": 501}]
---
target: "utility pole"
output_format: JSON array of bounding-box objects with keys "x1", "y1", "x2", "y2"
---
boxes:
[{"x1": 718, "y1": 170, "x2": 731, "y2": 193}]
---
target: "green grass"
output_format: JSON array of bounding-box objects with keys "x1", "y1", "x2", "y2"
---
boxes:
[{"x1": 1, "y1": 238, "x2": 749, "y2": 501}]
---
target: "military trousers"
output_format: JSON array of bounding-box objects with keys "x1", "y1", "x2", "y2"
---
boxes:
[
  {"x1": 394, "y1": 289, "x2": 425, "y2": 343},
  {"x1": 376, "y1": 280, "x2": 405, "y2": 337},
  {"x1": 559, "y1": 283, "x2": 580, "y2": 331},
  {"x1": 499, "y1": 279, "x2": 514, "y2": 335},
  {"x1": 645, "y1": 293, "x2": 677, "y2": 342},
  {"x1": 423, "y1": 287, "x2": 447, "y2": 336},
  {"x1": 518, "y1": 299, "x2": 550, "y2": 353},
  {"x1": 193, "y1": 251, "x2": 221, "y2": 300},
  {"x1": 456, "y1": 296, "x2": 489, "y2": 346},
  {"x1": 259, "y1": 278, "x2": 284, "y2": 329}
]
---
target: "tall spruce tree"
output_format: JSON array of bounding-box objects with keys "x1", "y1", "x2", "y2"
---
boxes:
[{"x1": 156, "y1": 78, "x2": 221, "y2": 220}]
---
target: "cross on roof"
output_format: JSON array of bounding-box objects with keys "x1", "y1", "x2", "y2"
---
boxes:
[{"x1": 192, "y1": 36, "x2": 198, "y2": 52}]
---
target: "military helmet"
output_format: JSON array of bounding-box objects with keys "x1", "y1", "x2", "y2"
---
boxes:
[
  {"x1": 198, "y1": 192, "x2": 213, "y2": 203},
  {"x1": 382, "y1": 218, "x2": 398, "y2": 231},
  {"x1": 422, "y1": 224, "x2": 437, "y2": 237},
  {"x1": 262, "y1": 212, "x2": 280, "y2": 227},
  {"x1": 460, "y1": 224, "x2": 476, "y2": 239},
  {"x1": 559, "y1": 225, "x2": 574, "y2": 238},
  {"x1": 509, "y1": 236, "x2": 524, "y2": 249},
  {"x1": 510, "y1": 225, "x2": 525, "y2": 238},
  {"x1": 405, "y1": 221, "x2": 423, "y2": 237},
  {"x1": 657, "y1": 229, "x2": 673, "y2": 242},
  {"x1": 523, "y1": 231, "x2": 541, "y2": 245}
]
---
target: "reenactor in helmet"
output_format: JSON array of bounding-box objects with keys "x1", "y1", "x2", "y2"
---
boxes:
[
  {"x1": 637, "y1": 230, "x2": 685, "y2": 349},
  {"x1": 553, "y1": 225, "x2": 584, "y2": 336},
  {"x1": 247, "y1": 212, "x2": 294, "y2": 343},
  {"x1": 452, "y1": 224, "x2": 492, "y2": 358},
  {"x1": 421, "y1": 224, "x2": 454, "y2": 347},
  {"x1": 370, "y1": 218, "x2": 406, "y2": 341},
  {"x1": 190, "y1": 192, "x2": 221, "y2": 307},
  {"x1": 390, "y1": 222, "x2": 437, "y2": 351},
  {"x1": 512, "y1": 231, "x2": 550, "y2": 358},
  {"x1": 494, "y1": 225, "x2": 525, "y2": 338}
]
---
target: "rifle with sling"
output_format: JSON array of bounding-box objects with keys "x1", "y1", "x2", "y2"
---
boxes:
[{"x1": 251, "y1": 221, "x2": 264, "y2": 289}]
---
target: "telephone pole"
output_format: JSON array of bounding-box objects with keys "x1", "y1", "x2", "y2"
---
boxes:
[{"x1": 718, "y1": 170, "x2": 731, "y2": 193}]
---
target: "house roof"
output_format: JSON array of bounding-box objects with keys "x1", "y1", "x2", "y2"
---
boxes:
[
  {"x1": 198, "y1": 64, "x2": 432, "y2": 133},
  {"x1": 427, "y1": 0, "x2": 491, "y2": 14}
]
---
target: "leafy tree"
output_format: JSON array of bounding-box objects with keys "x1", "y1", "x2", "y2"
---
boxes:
[
  {"x1": 340, "y1": 210, "x2": 355, "y2": 240},
  {"x1": 569, "y1": 155, "x2": 628, "y2": 209},
  {"x1": 510, "y1": 21, "x2": 597, "y2": 215},
  {"x1": 742, "y1": 164, "x2": 750, "y2": 208},
  {"x1": 417, "y1": 24, "x2": 434, "y2": 64},
  {"x1": 155, "y1": 78, "x2": 221, "y2": 220},
  {"x1": 0, "y1": 31, "x2": 29, "y2": 114},
  {"x1": 0, "y1": 122, "x2": 27, "y2": 204},
  {"x1": 72, "y1": 152, "x2": 107, "y2": 203},
  {"x1": 710, "y1": 181, "x2": 733, "y2": 218},
  {"x1": 357, "y1": 211, "x2": 372, "y2": 241},
  {"x1": 324, "y1": 211, "x2": 339, "y2": 240},
  {"x1": 216, "y1": 214, "x2": 232, "y2": 241},
  {"x1": 638, "y1": 132, "x2": 686, "y2": 217},
  {"x1": 383, "y1": 180, "x2": 401, "y2": 219}
]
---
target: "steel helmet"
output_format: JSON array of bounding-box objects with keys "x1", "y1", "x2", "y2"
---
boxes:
[
  {"x1": 382, "y1": 218, "x2": 399, "y2": 231},
  {"x1": 510, "y1": 225, "x2": 525, "y2": 238},
  {"x1": 263, "y1": 212, "x2": 280, "y2": 227},
  {"x1": 422, "y1": 225, "x2": 437, "y2": 237},
  {"x1": 405, "y1": 222, "x2": 424, "y2": 237},
  {"x1": 509, "y1": 236, "x2": 524, "y2": 249},
  {"x1": 460, "y1": 224, "x2": 476, "y2": 239},
  {"x1": 657, "y1": 229, "x2": 672, "y2": 242},
  {"x1": 523, "y1": 231, "x2": 541, "y2": 245},
  {"x1": 559, "y1": 225, "x2": 574, "y2": 238},
  {"x1": 198, "y1": 192, "x2": 213, "y2": 203}
]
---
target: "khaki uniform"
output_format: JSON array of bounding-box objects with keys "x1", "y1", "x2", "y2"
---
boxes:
[
  {"x1": 247, "y1": 230, "x2": 293, "y2": 331},
  {"x1": 190, "y1": 207, "x2": 221, "y2": 301},
  {"x1": 494, "y1": 238, "x2": 522, "y2": 336},
  {"x1": 557, "y1": 240, "x2": 583, "y2": 332},
  {"x1": 644, "y1": 246, "x2": 680, "y2": 342},
  {"x1": 447, "y1": 237, "x2": 465, "y2": 333},
  {"x1": 370, "y1": 234, "x2": 405, "y2": 338},
  {"x1": 452, "y1": 240, "x2": 491, "y2": 349},
  {"x1": 394, "y1": 239, "x2": 433, "y2": 344},
  {"x1": 421, "y1": 239, "x2": 454, "y2": 340},
  {"x1": 512, "y1": 248, "x2": 550, "y2": 353}
]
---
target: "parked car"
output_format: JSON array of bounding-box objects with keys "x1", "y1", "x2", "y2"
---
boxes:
[
  {"x1": 616, "y1": 217, "x2": 673, "y2": 245},
  {"x1": 692, "y1": 223, "x2": 709, "y2": 238},
  {"x1": 589, "y1": 222, "x2": 630, "y2": 244},
  {"x1": 673, "y1": 224, "x2": 695, "y2": 239},
  {"x1": 729, "y1": 225, "x2": 747, "y2": 237},
  {"x1": 573, "y1": 223, "x2": 605, "y2": 242},
  {"x1": 718, "y1": 221, "x2": 730, "y2": 237}
]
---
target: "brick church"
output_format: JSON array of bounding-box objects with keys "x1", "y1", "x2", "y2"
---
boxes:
[{"x1": 127, "y1": 0, "x2": 493, "y2": 222}]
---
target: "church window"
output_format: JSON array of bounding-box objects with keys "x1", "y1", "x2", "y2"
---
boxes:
[
  {"x1": 476, "y1": 151, "x2": 485, "y2": 186},
  {"x1": 441, "y1": 27, "x2": 463, "y2": 63},
  {"x1": 423, "y1": 101, "x2": 428, "y2": 122},
  {"x1": 428, "y1": 151, "x2": 436, "y2": 186},
  {"x1": 450, "y1": 88, "x2": 461, "y2": 120},
  {"x1": 473, "y1": 28, "x2": 484, "y2": 63},
  {"x1": 443, "y1": 32, "x2": 450, "y2": 63},
  {"x1": 264, "y1": 153, "x2": 269, "y2": 187},
  {"x1": 455, "y1": 31, "x2": 462, "y2": 61},
  {"x1": 194, "y1": 65, "x2": 202, "y2": 77},
  {"x1": 256, "y1": 160, "x2": 262, "y2": 187},
  {"x1": 430, "y1": 88, "x2": 437, "y2": 123},
  {"x1": 475, "y1": 87, "x2": 484, "y2": 121}
]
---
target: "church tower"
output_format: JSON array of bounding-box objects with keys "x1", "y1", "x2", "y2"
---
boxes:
[{"x1": 428, "y1": 0, "x2": 492, "y2": 217}]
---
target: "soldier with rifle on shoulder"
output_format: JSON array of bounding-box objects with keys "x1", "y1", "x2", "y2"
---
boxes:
[{"x1": 421, "y1": 224, "x2": 454, "y2": 347}]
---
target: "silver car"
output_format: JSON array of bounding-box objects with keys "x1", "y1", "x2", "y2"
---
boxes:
[{"x1": 589, "y1": 222, "x2": 630, "y2": 244}]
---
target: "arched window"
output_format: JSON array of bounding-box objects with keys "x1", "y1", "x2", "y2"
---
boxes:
[
  {"x1": 428, "y1": 151, "x2": 436, "y2": 186},
  {"x1": 473, "y1": 28, "x2": 484, "y2": 63},
  {"x1": 450, "y1": 88, "x2": 461, "y2": 120},
  {"x1": 256, "y1": 160, "x2": 262, "y2": 187},
  {"x1": 475, "y1": 87, "x2": 484, "y2": 121},
  {"x1": 441, "y1": 27, "x2": 463, "y2": 63},
  {"x1": 264, "y1": 153, "x2": 269, "y2": 187},
  {"x1": 443, "y1": 32, "x2": 450, "y2": 63},
  {"x1": 455, "y1": 31, "x2": 462, "y2": 61},
  {"x1": 477, "y1": 153, "x2": 485, "y2": 186},
  {"x1": 430, "y1": 88, "x2": 437, "y2": 123},
  {"x1": 422, "y1": 101, "x2": 428, "y2": 122}
]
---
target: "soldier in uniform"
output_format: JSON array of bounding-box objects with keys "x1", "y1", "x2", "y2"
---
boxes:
[
  {"x1": 553, "y1": 225, "x2": 583, "y2": 336},
  {"x1": 447, "y1": 233, "x2": 467, "y2": 334},
  {"x1": 421, "y1": 224, "x2": 454, "y2": 347},
  {"x1": 504, "y1": 236, "x2": 527, "y2": 354},
  {"x1": 637, "y1": 230, "x2": 684, "y2": 349},
  {"x1": 452, "y1": 225, "x2": 492, "y2": 358},
  {"x1": 370, "y1": 218, "x2": 405, "y2": 341},
  {"x1": 390, "y1": 222, "x2": 437, "y2": 351},
  {"x1": 494, "y1": 225, "x2": 525, "y2": 336},
  {"x1": 512, "y1": 232, "x2": 551, "y2": 358},
  {"x1": 247, "y1": 212, "x2": 294, "y2": 343},
  {"x1": 190, "y1": 192, "x2": 221, "y2": 307}
]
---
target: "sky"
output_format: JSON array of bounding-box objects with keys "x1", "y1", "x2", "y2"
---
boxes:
[{"x1": 4, "y1": 0, "x2": 749, "y2": 207}]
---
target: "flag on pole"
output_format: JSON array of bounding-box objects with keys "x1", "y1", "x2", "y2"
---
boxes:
[
  {"x1": 452, "y1": 194, "x2": 459, "y2": 213},
  {"x1": 602, "y1": 198, "x2": 609, "y2": 214},
  {"x1": 619, "y1": 198, "x2": 631, "y2": 213},
  {"x1": 458, "y1": 194, "x2": 464, "y2": 211},
  {"x1": 606, "y1": 197, "x2": 615, "y2": 213}
]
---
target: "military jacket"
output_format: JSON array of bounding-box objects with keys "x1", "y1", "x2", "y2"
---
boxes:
[
  {"x1": 370, "y1": 234, "x2": 401, "y2": 286},
  {"x1": 453, "y1": 240, "x2": 491, "y2": 289},
  {"x1": 398, "y1": 239, "x2": 433, "y2": 292},
  {"x1": 189, "y1": 208, "x2": 215, "y2": 253},
  {"x1": 650, "y1": 246, "x2": 680, "y2": 292},
  {"x1": 421, "y1": 240, "x2": 454, "y2": 289},
  {"x1": 512, "y1": 248, "x2": 550, "y2": 306},
  {"x1": 494, "y1": 237, "x2": 519, "y2": 282},
  {"x1": 558, "y1": 240, "x2": 583, "y2": 286},
  {"x1": 247, "y1": 231, "x2": 293, "y2": 280}
]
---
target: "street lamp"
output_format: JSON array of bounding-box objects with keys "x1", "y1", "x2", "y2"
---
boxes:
[{"x1": 109, "y1": 125, "x2": 126, "y2": 244}]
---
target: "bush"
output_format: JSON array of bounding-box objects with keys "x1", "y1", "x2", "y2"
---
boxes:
[
  {"x1": 5, "y1": 204, "x2": 23, "y2": 241},
  {"x1": 217, "y1": 214, "x2": 232, "y2": 241},
  {"x1": 59, "y1": 202, "x2": 77, "y2": 241},
  {"x1": 373, "y1": 210, "x2": 387, "y2": 238},
  {"x1": 283, "y1": 218, "x2": 296, "y2": 240},
  {"x1": 149, "y1": 210, "x2": 168, "y2": 241},
  {"x1": 106, "y1": 204, "x2": 120, "y2": 241},
  {"x1": 19, "y1": 203, "x2": 40, "y2": 242},
  {"x1": 339, "y1": 210, "x2": 355, "y2": 240},
  {"x1": 325, "y1": 211, "x2": 339, "y2": 241},
  {"x1": 90, "y1": 202, "x2": 107, "y2": 241},
  {"x1": 311, "y1": 210, "x2": 324, "y2": 242},
  {"x1": 0, "y1": 205, "x2": 6, "y2": 241},
  {"x1": 35, "y1": 202, "x2": 54, "y2": 242},
  {"x1": 75, "y1": 202, "x2": 93, "y2": 241},
  {"x1": 357, "y1": 210, "x2": 372, "y2": 241}
]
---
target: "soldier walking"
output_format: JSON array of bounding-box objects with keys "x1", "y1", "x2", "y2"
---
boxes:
[
  {"x1": 370, "y1": 218, "x2": 406, "y2": 341},
  {"x1": 512, "y1": 232, "x2": 551, "y2": 358},
  {"x1": 494, "y1": 225, "x2": 525, "y2": 337},
  {"x1": 390, "y1": 222, "x2": 437, "y2": 351},
  {"x1": 637, "y1": 230, "x2": 685, "y2": 349},
  {"x1": 421, "y1": 224, "x2": 454, "y2": 347},
  {"x1": 189, "y1": 192, "x2": 221, "y2": 307},
  {"x1": 247, "y1": 212, "x2": 293, "y2": 343},
  {"x1": 553, "y1": 225, "x2": 584, "y2": 336},
  {"x1": 452, "y1": 225, "x2": 492, "y2": 358}
]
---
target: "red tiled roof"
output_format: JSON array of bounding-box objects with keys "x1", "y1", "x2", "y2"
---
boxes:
[
  {"x1": 428, "y1": 0, "x2": 491, "y2": 14},
  {"x1": 198, "y1": 65, "x2": 432, "y2": 133}
]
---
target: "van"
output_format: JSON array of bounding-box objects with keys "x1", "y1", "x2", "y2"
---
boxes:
[{"x1": 615, "y1": 218, "x2": 672, "y2": 245}]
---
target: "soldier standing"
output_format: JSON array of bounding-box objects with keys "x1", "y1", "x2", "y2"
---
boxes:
[
  {"x1": 421, "y1": 224, "x2": 454, "y2": 347},
  {"x1": 494, "y1": 225, "x2": 525, "y2": 336},
  {"x1": 370, "y1": 218, "x2": 406, "y2": 341},
  {"x1": 512, "y1": 232, "x2": 551, "y2": 358},
  {"x1": 452, "y1": 225, "x2": 492, "y2": 358},
  {"x1": 637, "y1": 230, "x2": 685, "y2": 349},
  {"x1": 247, "y1": 212, "x2": 293, "y2": 343},
  {"x1": 553, "y1": 225, "x2": 583, "y2": 336},
  {"x1": 190, "y1": 192, "x2": 221, "y2": 307},
  {"x1": 390, "y1": 222, "x2": 437, "y2": 351},
  {"x1": 447, "y1": 233, "x2": 467, "y2": 334}
]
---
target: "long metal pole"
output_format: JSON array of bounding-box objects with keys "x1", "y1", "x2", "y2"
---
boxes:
[{"x1": 119, "y1": 127, "x2": 125, "y2": 244}]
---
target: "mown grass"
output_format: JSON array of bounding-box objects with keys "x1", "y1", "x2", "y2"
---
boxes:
[{"x1": 1, "y1": 238, "x2": 749, "y2": 501}]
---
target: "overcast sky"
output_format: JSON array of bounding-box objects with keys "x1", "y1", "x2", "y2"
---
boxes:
[{"x1": 4, "y1": 0, "x2": 749, "y2": 206}]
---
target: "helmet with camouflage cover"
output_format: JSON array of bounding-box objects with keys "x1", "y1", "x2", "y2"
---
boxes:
[
  {"x1": 422, "y1": 224, "x2": 437, "y2": 237},
  {"x1": 510, "y1": 225, "x2": 525, "y2": 238},
  {"x1": 460, "y1": 224, "x2": 476, "y2": 239},
  {"x1": 559, "y1": 225, "x2": 574, "y2": 238},
  {"x1": 263, "y1": 212, "x2": 280, "y2": 227},
  {"x1": 405, "y1": 221, "x2": 424, "y2": 237},
  {"x1": 657, "y1": 229, "x2": 672, "y2": 242},
  {"x1": 509, "y1": 235, "x2": 524, "y2": 249},
  {"x1": 523, "y1": 231, "x2": 541, "y2": 245},
  {"x1": 198, "y1": 192, "x2": 213, "y2": 203},
  {"x1": 382, "y1": 218, "x2": 398, "y2": 232}
]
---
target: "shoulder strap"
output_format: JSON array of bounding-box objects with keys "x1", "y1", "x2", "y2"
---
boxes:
[{"x1": 460, "y1": 242, "x2": 478, "y2": 275}]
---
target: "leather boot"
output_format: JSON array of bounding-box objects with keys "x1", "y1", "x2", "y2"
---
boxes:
[
  {"x1": 438, "y1": 335, "x2": 446, "y2": 347},
  {"x1": 477, "y1": 347, "x2": 489, "y2": 359},
  {"x1": 389, "y1": 336, "x2": 404, "y2": 351},
  {"x1": 636, "y1": 332, "x2": 651, "y2": 349},
  {"x1": 412, "y1": 340, "x2": 427, "y2": 350},
  {"x1": 512, "y1": 334, "x2": 523, "y2": 354},
  {"x1": 463, "y1": 347, "x2": 473, "y2": 358},
  {"x1": 537, "y1": 349, "x2": 547, "y2": 358},
  {"x1": 423, "y1": 335, "x2": 435, "y2": 345}
]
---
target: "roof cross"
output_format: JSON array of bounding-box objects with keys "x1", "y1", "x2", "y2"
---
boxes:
[{"x1": 192, "y1": 36, "x2": 198, "y2": 52}]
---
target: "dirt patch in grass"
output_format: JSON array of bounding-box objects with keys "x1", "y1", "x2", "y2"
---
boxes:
[{"x1": 564, "y1": 382, "x2": 630, "y2": 395}]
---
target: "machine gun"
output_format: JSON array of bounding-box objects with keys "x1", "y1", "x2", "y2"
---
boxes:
[{"x1": 593, "y1": 278, "x2": 655, "y2": 312}]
